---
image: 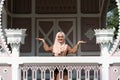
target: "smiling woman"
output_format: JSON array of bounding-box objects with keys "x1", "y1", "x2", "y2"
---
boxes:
[
  {"x1": 36, "y1": 31, "x2": 86, "y2": 80},
  {"x1": 36, "y1": 31, "x2": 86, "y2": 56}
]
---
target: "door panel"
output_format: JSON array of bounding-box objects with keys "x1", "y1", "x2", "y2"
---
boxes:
[{"x1": 36, "y1": 18, "x2": 77, "y2": 56}]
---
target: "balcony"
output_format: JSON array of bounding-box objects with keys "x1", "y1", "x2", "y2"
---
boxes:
[{"x1": 19, "y1": 63, "x2": 101, "y2": 80}]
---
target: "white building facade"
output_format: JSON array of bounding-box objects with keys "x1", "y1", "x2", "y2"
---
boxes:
[{"x1": 0, "y1": 0, "x2": 119, "y2": 80}]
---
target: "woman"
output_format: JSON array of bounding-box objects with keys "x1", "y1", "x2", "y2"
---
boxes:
[
  {"x1": 36, "y1": 32, "x2": 86, "y2": 80},
  {"x1": 36, "y1": 31, "x2": 86, "y2": 56},
  {"x1": 36, "y1": 31, "x2": 86, "y2": 80}
]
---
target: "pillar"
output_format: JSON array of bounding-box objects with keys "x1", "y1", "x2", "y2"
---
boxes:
[
  {"x1": 94, "y1": 28, "x2": 115, "y2": 80},
  {"x1": 5, "y1": 29, "x2": 27, "y2": 80}
]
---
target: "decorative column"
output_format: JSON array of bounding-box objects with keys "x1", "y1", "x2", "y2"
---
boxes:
[
  {"x1": 94, "y1": 28, "x2": 115, "y2": 80},
  {"x1": 76, "y1": 67, "x2": 81, "y2": 80},
  {"x1": 22, "y1": 68, "x2": 28, "y2": 80},
  {"x1": 85, "y1": 67, "x2": 90, "y2": 80},
  {"x1": 57, "y1": 66, "x2": 64, "y2": 80},
  {"x1": 94, "y1": 28, "x2": 115, "y2": 56},
  {"x1": 94, "y1": 69, "x2": 98, "y2": 80},
  {"x1": 5, "y1": 29, "x2": 26, "y2": 57},
  {"x1": 5, "y1": 29, "x2": 26, "y2": 80},
  {"x1": 66, "y1": 66, "x2": 73, "y2": 80},
  {"x1": 49, "y1": 66, "x2": 55, "y2": 80},
  {"x1": 41, "y1": 67, "x2": 46, "y2": 80},
  {"x1": 32, "y1": 67, "x2": 37, "y2": 80}
]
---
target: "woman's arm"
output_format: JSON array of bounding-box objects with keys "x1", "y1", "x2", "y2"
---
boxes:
[
  {"x1": 36, "y1": 38, "x2": 53, "y2": 52},
  {"x1": 67, "y1": 40, "x2": 86, "y2": 53}
]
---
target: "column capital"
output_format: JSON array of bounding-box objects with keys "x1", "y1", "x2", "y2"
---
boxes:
[
  {"x1": 5, "y1": 29, "x2": 26, "y2": 44},
  {"x1": 5, "y1": 29, "x2": 27, "y2": 57},
  {"x1": 94, "y1": 28, "x2": 115, "y2": 44},
  {"x1": 94, "y1": 28, "x2": 115, "y2": 56}
]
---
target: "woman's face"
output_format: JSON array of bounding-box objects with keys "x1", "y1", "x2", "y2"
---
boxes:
[{"x1": 57, "y1": 33, "x2": 64, "y2": 44}]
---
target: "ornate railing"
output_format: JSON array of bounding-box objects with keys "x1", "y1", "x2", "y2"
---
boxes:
[{"x1": 19, "y1": 63, "x2": 101, "y2": 80}]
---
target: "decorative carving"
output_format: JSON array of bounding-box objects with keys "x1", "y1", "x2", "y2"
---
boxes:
[
  {"x1": 0, "y1": 2, "x2": 11, "y2": 56},
  {"x1": 94, "y1": 28, "x2": 115, "y2": 56},
  {"x1": 5, "y1": 29, "x2": 26, "y2": 44},
  {"x1": 109, "y1": 0, "x2": 120, "y2": 55},
  {"x1": 5, "y1": 29, "x2": 26, "y2": 57},
  {"x1": 94, "y1": 28, "x2": 115, "y2": 44},
  {"x1": 85, "y1": 28, "x2": 95, "y2": 40},
  {"x1": 19, "y1": 63, "x2": 101, "y2": 80}
]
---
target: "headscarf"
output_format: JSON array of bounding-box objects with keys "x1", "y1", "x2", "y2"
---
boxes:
[{"x1": 52, "y1": 32, "x2": 67, "y2": 56}]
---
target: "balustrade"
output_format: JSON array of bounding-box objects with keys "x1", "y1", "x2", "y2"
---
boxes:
[{"x1": 19, "y1": 63, "x2": 101, "y2": 80}]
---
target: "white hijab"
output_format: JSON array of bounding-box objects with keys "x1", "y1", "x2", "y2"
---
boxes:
[{"x1": 53, "y1": 32, "x2": 67, "y2": 56}]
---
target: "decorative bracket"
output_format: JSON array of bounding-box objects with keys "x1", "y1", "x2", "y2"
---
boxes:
[
  {"x1": 5, "y1": 29, "x2": 26, "y2": 57},
  {"x1": 94, "y1": 28, "x2": 115, "y2": 56}
]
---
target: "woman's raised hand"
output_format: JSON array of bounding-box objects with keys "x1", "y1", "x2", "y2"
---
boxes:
[
  {"x1": 77, "y1": 40, "x2": 86, "y2": 45},
  {"x1": 36, "y1": 38, "x2": 45, "y2": 42}
]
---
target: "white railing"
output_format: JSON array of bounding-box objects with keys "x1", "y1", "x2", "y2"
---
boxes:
[{"x1": 19, "y1": 63, "x2": 101, "y2": 80}]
